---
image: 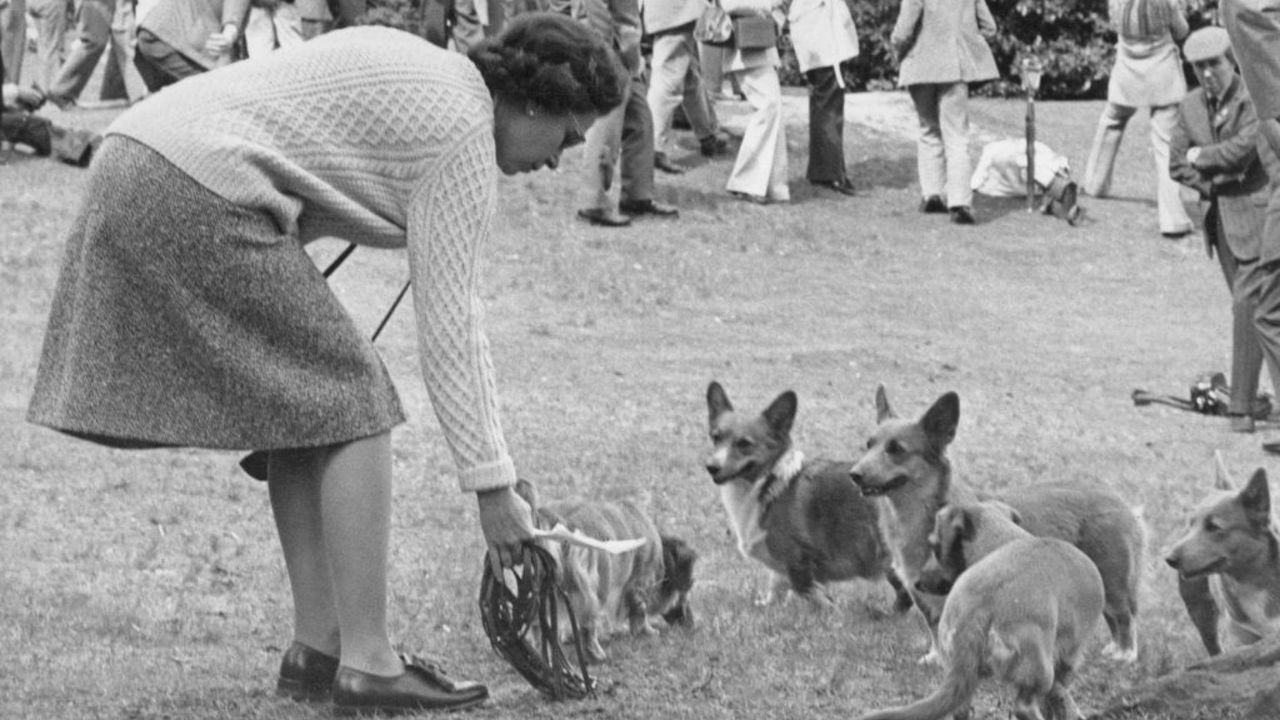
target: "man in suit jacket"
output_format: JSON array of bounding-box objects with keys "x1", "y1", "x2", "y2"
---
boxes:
[
  {"x1": 569, "y1": 0, "x2": 679, "y2": 225},
  {"x1": 890, "y1": 0, "x2": 998, "y2": 224},
  {"x1": 1170, "y1": 27, "x2": 1272, "y2": 431},
  {"x1": 1222, "y1": 0, "x2": 1280, "y2": 449}
]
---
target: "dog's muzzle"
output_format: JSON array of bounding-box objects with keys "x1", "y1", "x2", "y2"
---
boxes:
[{"x1": 849, "y1": 471, "x2": 909, "y2": 497}]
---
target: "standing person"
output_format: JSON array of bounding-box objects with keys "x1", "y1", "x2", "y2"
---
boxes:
[
  {"x1": 43, "y1": 0, "x2": 146, "y2": 108},
  {"x1": 721, "y1": 0, "x2": 789, "y2": 204},
  {"x1": 644, "y1": 0, "x2": 726, "y2": 173},
  {"x1": 890, "y1": 0, "x2": 998, "y2": 224},
  {"x1": 573, "y1": 0, "x2": 680, "y2": 226},
  {"x1": 26, "y1": 0, "x2": 69, "y2": 91},
  {"x1": 132, "y1": 0, "x2": 250, "y2": 92},
  {"x1": 244, "y1": 0, "x2": 305, "y2": 57},
  {"x1": 26, "y1": 14, "x2": 626, "y2": 714},
  {"x1": 0, "y1": 0, "x2": 26, "y2": 84},
  {"x1": 788, "y1": 0, "x2": 858, "y2": 196},
  {"x1": 1170, "y1": 26, "x2": 1273, "y2": 432},
  {"x1": 1083, "y1": 0, "x2": 1193, "y2": 237},
  {"x1": 1220, "y1": 0, "x2": 1280, "y2": 452}
]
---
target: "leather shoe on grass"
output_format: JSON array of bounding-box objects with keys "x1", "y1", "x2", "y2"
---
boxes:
[
  {"x1": 278, "y1": 641, "x2": 341, "y2": 702},
  {"x1": 654, "y1": 151, "x2": 686, "y2": 174},
  {"x1": 949, "y1": 206, "x2": 977, "y2": 225},
  {"x1": 619, "y1": 199, "x2": 679, "y2": 217},
  {"x1": 333, "y1": 655, "x2": 488, "y2": 716},
  {"x1": 577, "y1": 207, "x2": 631, "y2": 227},
  {"x1": 920, "y1": 195, "x2": 947, "y2": 214},
  {"x1": 699, "y1": 134, "x2": 730, "y2": 157},
  {"x1": 811, "y1": 177, "x2": 857, "y2": 196}
]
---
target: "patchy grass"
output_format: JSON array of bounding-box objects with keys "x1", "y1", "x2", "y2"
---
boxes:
[{"x1": 1, "y1": 90, "x2": 1261, "y2": 719}]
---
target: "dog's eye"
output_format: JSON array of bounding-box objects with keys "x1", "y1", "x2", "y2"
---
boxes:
[
  {"x1": 865, "y1": 438, "x2": 876, "y2": 450},
  {"x1": 886, "y1": 440, "x2": 903, "y2": 456},
  {"x1": 710, "y1": 431, "x2": 723, "y2": 443},
  {"x1": 734, "y1": 438, "x2": 753, "y2": 451},
  {"x1": 1204, "y1": 517, "x2": 1221, "y2": 533}
]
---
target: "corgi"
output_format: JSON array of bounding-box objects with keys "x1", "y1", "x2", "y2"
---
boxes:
[
  {"x1": 847, "y1": 385, "x2": 1144, "y2": 663},
  {"x1": 515, "y1": 479, "x2": 697, "y2": 663},
  {"x1": 704, "y1": 381, "x2": 912, "y2": 610},
  {"x1": 1164, "y1": 452, "x2": 1280, "y2": 656},
  {"x1": 857, "y1": 502, "x2": 1105, "y2": 720}
]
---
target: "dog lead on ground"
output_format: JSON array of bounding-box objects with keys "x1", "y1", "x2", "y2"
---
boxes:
[{"x1": 703, "y1": 381, "x2": 912, "y2": 610}]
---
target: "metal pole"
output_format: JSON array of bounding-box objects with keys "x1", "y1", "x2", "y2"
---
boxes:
[{"x1": 1026, "y1": 91, "x2": 1036, "y2": 212}]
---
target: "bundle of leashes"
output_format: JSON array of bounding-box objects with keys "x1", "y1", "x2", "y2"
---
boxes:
[{"x1": 478, "y1": 543, "x2": 594, "y2": 700}]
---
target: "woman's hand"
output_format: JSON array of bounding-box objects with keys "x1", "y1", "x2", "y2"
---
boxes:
[
  {"x1": 476, "y1": 485, "x2": 535, "y2": 575},
  {"x1": 205, "y1": 23, "x2": 240, "y2": 57}
]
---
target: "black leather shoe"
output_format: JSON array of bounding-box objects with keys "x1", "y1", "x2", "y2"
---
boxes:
[
  {"x1": 654, "y1": 151, "x2": 686, "y2": 175},
  {"x1": 332, "y1": 656, "x2": 489, "y2": 716},
  {"x1": 949, "y1": 206, "x2": 977, "y2": 225},
  {"x1": 619, "y1": 198, "x2": 679, "y2": 217},
  {"x1": 920, "y1": 195, "x2": 947, "y2": 214},
  {"x1": 577, "y1": 207, "x2": 632, "y2": 227},
  {"x1": 277, "y1": 642, "x2": 340, "y2": 702},
  {"x1": 811, "y1": 177, "x2": 857, "y2": 196},
  {"x1": 699, "y1": 134, "x2": 729, "y2": 157}
]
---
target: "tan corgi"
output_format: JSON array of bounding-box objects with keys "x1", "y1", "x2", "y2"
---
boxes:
[
  {"x1": 1163, "y1": 452, "x2": 1280, "y2": 656},
  {"x1": 857, "y1": 502, "x2": 1105, "y2": 720},
  {"x1": 704, "y1": 381, "x2": 912, "y2": 610},
  {"x1": 847, "y1": 385, "x2": 1144, "y2": 663},
  {"x1": 515, "y1": 479, "x2": 697, "y2": 663}
]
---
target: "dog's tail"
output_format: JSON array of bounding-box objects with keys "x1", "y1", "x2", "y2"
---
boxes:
[{"x1": 855, "y1": 619, "x2": 985, "y2": 720}]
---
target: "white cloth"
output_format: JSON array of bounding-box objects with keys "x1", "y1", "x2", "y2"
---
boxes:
[
  {"x1": 725, "y1": 63, "x2": 789, "y2": 200},
  {"x1": 971, "y1": 139, "x2": 1070, "y2": 197}
]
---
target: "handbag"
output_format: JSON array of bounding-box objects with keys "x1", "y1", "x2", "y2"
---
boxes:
[
  {"x1": 694, "y1": 1, "x2": 734, "y2": 47},
  {"x1": 732, "y1": 14, "x2": 777, "y2": 50}
]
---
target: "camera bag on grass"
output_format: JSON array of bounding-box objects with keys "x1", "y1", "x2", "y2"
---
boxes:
[{"x1": 1131, "y1": 371, "x2": 1272, "y2": 417}]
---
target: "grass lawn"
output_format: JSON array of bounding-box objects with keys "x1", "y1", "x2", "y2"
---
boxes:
[{"x1": 1, "y1": 83, "x2": 1265, "y2": 719}]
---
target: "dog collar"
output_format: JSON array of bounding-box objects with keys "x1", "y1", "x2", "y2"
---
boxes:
[{"x1": 757, "y1": 449, "x2": 804, "y2": 507}]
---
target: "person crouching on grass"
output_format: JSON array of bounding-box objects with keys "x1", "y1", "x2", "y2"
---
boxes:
[
  {"x1": 26, "y1": 13, "x2": 626, "y2": 716},
  {"x1": 1169, "y1": 26, "x2": 1276, "y2": 433}
]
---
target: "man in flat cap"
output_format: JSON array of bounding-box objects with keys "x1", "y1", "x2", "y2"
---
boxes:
[{"x1": 1170, "y1": 25, "x2": 1277, "y2": 432}]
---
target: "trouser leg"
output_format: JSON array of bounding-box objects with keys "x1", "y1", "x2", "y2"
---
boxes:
[
  {"x1": 1083, "y1": 102, "x2": 1133, "y2": 198},
  {"x1": 805, "y1": 65, "x2": 845, "y2": 183}
]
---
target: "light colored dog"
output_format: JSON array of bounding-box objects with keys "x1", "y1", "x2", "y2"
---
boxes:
[
  {"x1": 516, "y1": 480, "x2": 697, "y2": 663},
  {"x1": 1164, "y1": 452, "x2": 1280, "y2": 656},
  {"x1": 704, "y1": 381, "x2": 912, "y2": 610},
  {"x1": 857, "y1": 502, "x2": 1104, "y2": 720},
  {"x1": 847, "y1": 385, "x2": 1144, "y2": 663}
]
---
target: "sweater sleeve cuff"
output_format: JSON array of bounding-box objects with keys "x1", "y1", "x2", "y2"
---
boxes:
[{"x1": 457, "y1": 456, "x2": 518, "y2": 493}]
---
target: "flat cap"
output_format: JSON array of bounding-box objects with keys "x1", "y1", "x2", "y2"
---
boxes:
[{"x1": 1184, "y1": 26, "x2": 1232, "y2": 63}]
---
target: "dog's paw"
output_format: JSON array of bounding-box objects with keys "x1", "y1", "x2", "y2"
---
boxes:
[{"x1": 1101, "y1": 641, "x2": 1138, "y2": 664}]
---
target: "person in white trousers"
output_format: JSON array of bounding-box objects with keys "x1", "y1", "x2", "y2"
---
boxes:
[
  {"x1": 721, "y1": 0, "x2": 788, "y2": 204},
  {"x1": 1083, "y1": 0, "x2": 1193, "y2": 238}
]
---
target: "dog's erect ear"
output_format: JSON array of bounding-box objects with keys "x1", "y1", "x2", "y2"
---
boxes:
[
  {"x1": 1239, "y1": 469, "x2": 1273, "y2": 528},
  {"x1": 707, "y1": 381, "x2": 733, "y2": 424},
  {"x1": 921, "y1": 392, "x2": 960, "y2": 448},
  {"x1": 1214, "y1": 451, "x2": 1236, "y2": 491},
  {"x1": 514, "y1": 478, "x2": 540, "y2": 513},
  {"x1": 763, "y1": 390, "x2": 798, "y2": 437},
  {"x1": 875, "y1": 384, "x2": 897, "y2": 423},
  {"x1": 959, "y1": 506, "x2": 979, "y2": 542}
]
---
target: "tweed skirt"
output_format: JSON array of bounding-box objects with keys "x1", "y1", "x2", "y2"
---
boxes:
[{"x1": 27, "y1": 136, "x2": 406, "y2": 450}]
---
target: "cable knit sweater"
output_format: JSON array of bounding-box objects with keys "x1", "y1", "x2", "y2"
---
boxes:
[{"x1": 108, "y1": 26, "x2": 516, "y2": 493}]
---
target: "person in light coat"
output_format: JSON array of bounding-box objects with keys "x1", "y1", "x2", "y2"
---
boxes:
[
  {"x1": 1082, "y1": 0, "x2": 1193, "y2": 237},
  {"x1": 890, "y1": 0, "x2": 998, "y2": 224},
  {"x1": 788, "y1": 0, "x2": 858, "y2": 195},
  {"x1": 644, "y1": 0, "x2": 725, "y2": 170},
  {"x1": 721, "y1": 0, "x2": 789, "y2": 203}
]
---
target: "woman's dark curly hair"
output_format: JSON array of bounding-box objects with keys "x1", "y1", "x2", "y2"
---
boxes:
[{"x1": 468, "y1": 12, "x2": 627, "y2": 116}]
